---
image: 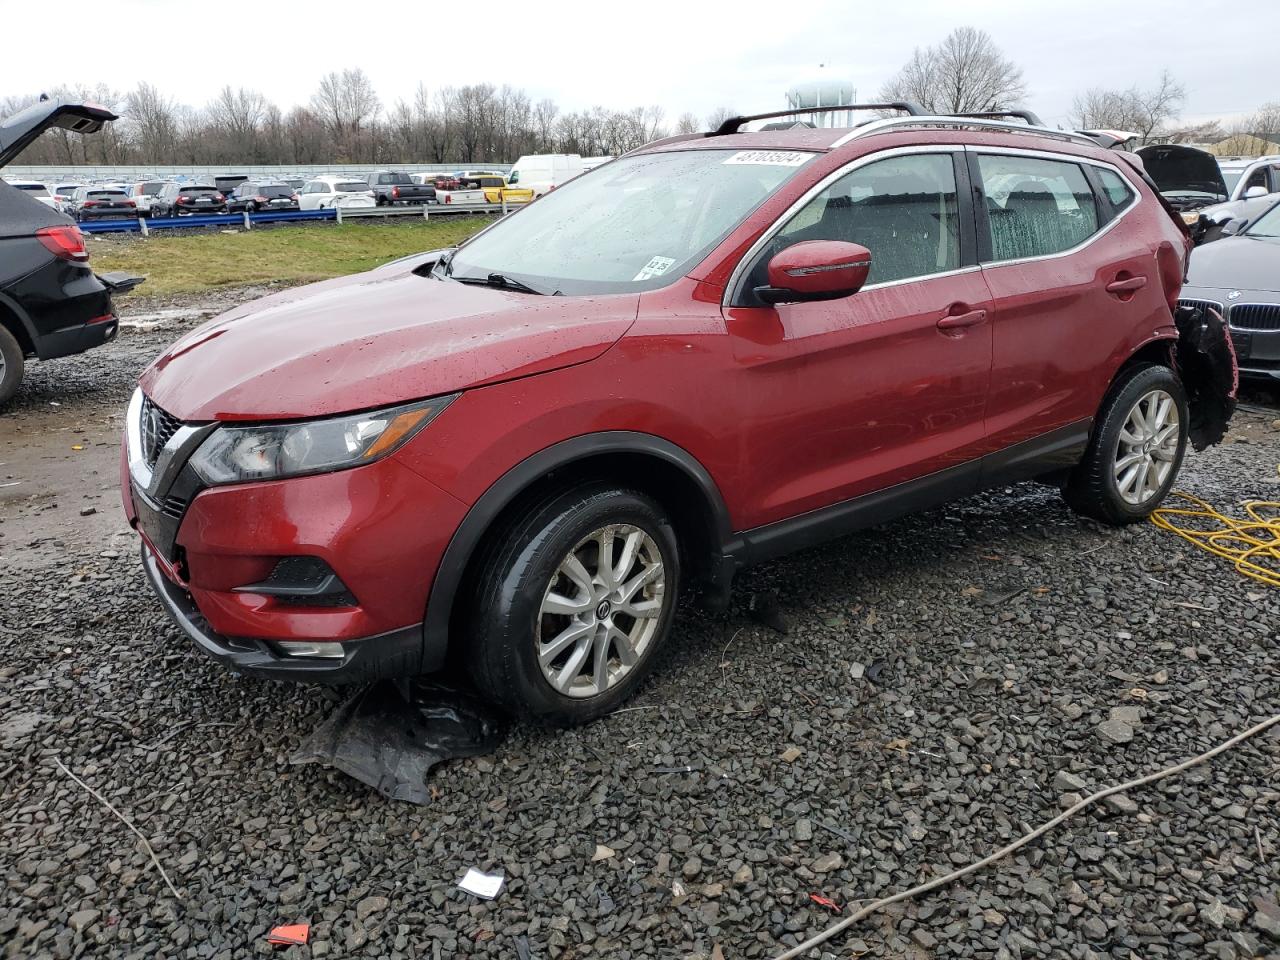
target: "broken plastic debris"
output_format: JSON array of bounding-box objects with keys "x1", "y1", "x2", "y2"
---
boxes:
[
  {"x1": 267, "y1": 924, "x2": 309, "y2": 946},
  {"x1": 809, "y1": 893, "x2": 841, "y2": 914},
  {"x1": 592, "y1": 844, "x2": 615, "y2": 862},
  {"x1": 748, "y1": 591, "x2": 790, "y2": 633},
  {"x1": 458, "y1": 867, "x2": 504, "y2": 900},
  {"x1": 290, "y1": 676, "x2": 506, "y2": 804}
]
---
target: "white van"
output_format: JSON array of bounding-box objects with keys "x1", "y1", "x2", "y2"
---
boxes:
[{"x1": 507, "y1": 154, "x2": 584, "y2": 197}]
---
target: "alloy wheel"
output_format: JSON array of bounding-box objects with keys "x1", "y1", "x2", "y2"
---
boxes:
[
  {"x1": 536, "y1": 523, "x2": 667, "y2": 699},
  {"x1": 1114, "y1": 388, "x2": 1180, "y2": 505}
]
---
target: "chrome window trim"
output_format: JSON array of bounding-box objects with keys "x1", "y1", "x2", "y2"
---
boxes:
[
  {"x1": 722, "y1": 144, "x2": 970, "y2": 308},
  {"x1": 965, "y1": 145, "x2": 1141, "y2": 270}
]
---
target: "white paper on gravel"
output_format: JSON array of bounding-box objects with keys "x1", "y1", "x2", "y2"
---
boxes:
[{"x1": 458, "y1": 868, "x2": 505, "y2": 899}]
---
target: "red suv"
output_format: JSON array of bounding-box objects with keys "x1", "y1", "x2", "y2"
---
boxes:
[{"x1": 123, "y1": 108, "x2": 1208, "y2": 724}]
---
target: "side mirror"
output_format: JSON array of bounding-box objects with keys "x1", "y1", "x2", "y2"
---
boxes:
[
  {"x1": 756, "y1": 240, "x2": 872, "y2": 305},
  {"x1": 1221, "y1": 217, "x2": 1248, "y2": 236},
  {"x1": 1244, "y1": 185, "x2": 1268, "y2": 199}
]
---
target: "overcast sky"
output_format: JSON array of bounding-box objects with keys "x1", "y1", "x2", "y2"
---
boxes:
[{"x1": 0, "y1": 0, "x2": 1265, "y2": 129}]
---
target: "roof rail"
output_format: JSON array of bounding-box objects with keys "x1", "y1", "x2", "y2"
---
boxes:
[
  {"x1": 836, "y1": 115, "x2": 1103, "y2": 149},
  {"x1": 951, "y1": 109, "x2": 1045, "y2": 126},
  {"x1": 714, "y1": 102, "x2": 923, "y2": 136}
]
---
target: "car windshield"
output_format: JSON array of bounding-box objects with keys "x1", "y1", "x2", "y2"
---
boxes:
[
  {"x1": 1245, "y1": 202, "x2": 1280, "y2": 238},
  {"x1": 383, "y1": 173, "x2": 412, "y2": 184},
  {"x1": 14, "y1": 183, "x2": 49, "y2": 196},
  {"x1": 258, "y1": 184, "x2": 293, "y2": 198},
  {"x1": 140, "y1": 181, "x2": 165, "y2": 195},
  {"x1": 337, "y1": 182, "x2": 367, "y2": 193},
  {"x1": 89, "y1": 190, "x2": 126, "y2": 199},
  {"x1": 183, "y1": 187, "x2": 218, "y2": 196},
  {"x1": 1222, "y1": 171, "x2": 1243, "y2": 191},
  {"x1": 445, "y1": 148, "x2": 815, "y2": 295}
]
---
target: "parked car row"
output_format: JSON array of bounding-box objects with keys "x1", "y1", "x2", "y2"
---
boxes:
[{"x1": 15, "y1": 154, "x2": 620, "y2": 223}]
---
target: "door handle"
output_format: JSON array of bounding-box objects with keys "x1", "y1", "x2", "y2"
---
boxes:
[
  {"x1": 937, "y1": 308, "x2": 988, "y2": 330},
  {"x1": 1105, "y1": 275, "x2": 1148, "y2": 294}
]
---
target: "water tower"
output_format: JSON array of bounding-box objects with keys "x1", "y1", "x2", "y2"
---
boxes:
[{"x1": 785, "y1": 77, "x2": 857, "y2": 128}]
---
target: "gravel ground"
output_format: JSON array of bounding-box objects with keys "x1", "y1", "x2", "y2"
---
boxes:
[{"x1": 1, "y1": 287, "x2": 1278, "y2": 960}]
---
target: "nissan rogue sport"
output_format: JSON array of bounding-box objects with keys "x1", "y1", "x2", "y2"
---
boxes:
[{"x1": 123, "y1": 106, "x2": 1215, "y2": 725}]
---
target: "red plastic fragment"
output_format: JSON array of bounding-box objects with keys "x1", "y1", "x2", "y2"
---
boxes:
[
  {"x1": 809, "y1": 893, "x2": 841, "y2": 913},
  {"x1": 267, "y1": 923, "x2": 310, "y2": 946}
]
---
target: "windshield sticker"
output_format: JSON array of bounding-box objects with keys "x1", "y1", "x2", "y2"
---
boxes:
[
  {"x1": 723, "y1": 150, "x2": 811, "y2": 167},
  {"x1": 633, "y1": 256, "x2": 677, "y2": 282}
]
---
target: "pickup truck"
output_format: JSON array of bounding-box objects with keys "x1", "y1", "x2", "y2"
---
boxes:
[
  {"x1": 367, "y1": 171, "x2": 436, "y2": 206},
  {"x1": 435, "y1": 174, "x2": 533, "y2": 207}
]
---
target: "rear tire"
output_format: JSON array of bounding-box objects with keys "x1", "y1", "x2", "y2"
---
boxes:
[
  {"x1": 465, "y1": 485, "x2": 681, "y2": 725},
  {"x1": 1062, "y1": 364, "x2": 1188, "y2": 524},
  {"x1": 0, "y1": 324, "x2": 25, "y2": 406}
]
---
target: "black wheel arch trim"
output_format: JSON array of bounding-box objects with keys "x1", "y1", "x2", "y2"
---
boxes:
[
  {"x1": 421, "y1": 431, "x2": 736, "y2": 670},
  {"x1": 0, "y1": 291, "x2": 38, "y2": 353}
]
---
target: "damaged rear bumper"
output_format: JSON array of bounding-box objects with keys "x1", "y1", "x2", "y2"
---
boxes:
[{"x1": 1172, "y1": 301, "x2": 1239, "y2": 450}]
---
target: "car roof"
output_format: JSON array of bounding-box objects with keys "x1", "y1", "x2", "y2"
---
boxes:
[{"x1": 631, "y1": 115, "x2": 1123, "y2": 165}]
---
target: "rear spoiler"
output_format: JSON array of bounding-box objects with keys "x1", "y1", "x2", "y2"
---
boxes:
[
  {"x1": 1076, "y1": 129, "x2": 1139, "y2": 150},
  {"x1": 0, "y1": 97, "x2": 118, "y2": 168}
]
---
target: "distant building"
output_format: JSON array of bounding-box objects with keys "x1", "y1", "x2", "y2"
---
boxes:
[{"x1": 1203, "y1": 132, "x2": 1280, "y2": 157}]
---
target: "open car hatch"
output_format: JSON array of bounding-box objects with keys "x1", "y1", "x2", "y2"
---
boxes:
[{"x1": 0, "y1": 98, "x2": 118, "y2": 169}]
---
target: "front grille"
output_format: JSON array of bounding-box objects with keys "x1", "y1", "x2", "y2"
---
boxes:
[
  {"x1": 1228, "y1": 303, "x2": 1280, "y2": 331},
  {"x1": 161, "y1": 495, "x2": 188, "y2": 520},
  {"x1": 139, "y1": 395, "x2": 183, "y2": 467},
  {"x1": 1178, "y1": 297, "x2": 1224, "y2": 317}
]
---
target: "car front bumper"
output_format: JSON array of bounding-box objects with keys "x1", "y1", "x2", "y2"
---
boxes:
[{"x1": 122, "y1": 402, "x2": 469, "y2": 682}]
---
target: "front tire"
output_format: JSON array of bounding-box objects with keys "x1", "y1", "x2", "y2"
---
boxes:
[
  {"x1": 465, "y1": 485, "x2": 681, "y2": 725},
  {"x1": 0, "y1": 324, "x2": 25, "y2": 406},
  {"x1": 1063, "y1": 364, "x2": 1188, "y2": 524}
]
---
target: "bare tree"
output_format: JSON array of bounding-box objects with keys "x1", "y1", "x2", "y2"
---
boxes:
[
  {"x1": 207, "y1": 86, "x2": 268, "y2": 161},
  {"x1": 674, "y1": 112, "x2": 700, "y2": 135},
  {"x1": 879, "y1": 27, "x2": 1025, "y2": 113},
  {"x1": 124, "y1": 83, "x2": 179, "y2": 163},
  {"x1": 705, "y1": 106, "x2": 737, "y2": 130},
  {"x1": 1070, "y1": 70, "x2": 1186, "y2": 144},
  {"x1": 310, "y1": 68, "x2": 380, "y2": 161},
  {"x1": 532, "y1": 99, "x2": 558, "y2": 151}
]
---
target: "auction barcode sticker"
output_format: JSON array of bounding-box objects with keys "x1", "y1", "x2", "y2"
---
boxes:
[{"x1": 723, "y1": 150, "x2": 812, "y2": 167}]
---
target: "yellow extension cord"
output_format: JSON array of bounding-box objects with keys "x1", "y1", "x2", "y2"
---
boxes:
[{"x1": 1150, "y1": 490, "x2": 1280, "y2": 587}]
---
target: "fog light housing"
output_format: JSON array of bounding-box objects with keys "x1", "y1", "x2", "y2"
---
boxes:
[
  {"x1": 276, "y1": 641, "x2": 346, "y2": 659},
  {"x1": 236, "y1": 556, "x2": 356, "y2": 607}
]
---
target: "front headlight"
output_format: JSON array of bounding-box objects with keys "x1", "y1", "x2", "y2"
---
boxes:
[{"x1": 189, "y1": 395, "x2": 456, "y2": 485}]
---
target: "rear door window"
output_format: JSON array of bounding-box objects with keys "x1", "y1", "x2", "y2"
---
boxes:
[
  {"x1": 765, "y1": 152, "x2": 962, "y2": 286},
  {"x1": 977, "y1": 154, "x2": 1099, "y2": 261}
]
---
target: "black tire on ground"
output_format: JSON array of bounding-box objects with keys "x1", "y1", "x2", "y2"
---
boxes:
[
  {"x1": 0, "y1": 323, "x2": 25, "y2": 406},
  {"x1": 1062, "y1": 363, "x2": 1189, "y2": 525},
  {"x1": 465, "y1": 485, "x2": 681, "y2": 725}
]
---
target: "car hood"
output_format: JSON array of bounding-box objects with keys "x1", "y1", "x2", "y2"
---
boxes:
[
  {"x1": 139, "y1": 258, "x2": 639, "y2": 421},
  {"x1": 1185, "y1": 235, "x2": 1280, "y2": 294},
  {"x1": 1136, "y1": 144, "x2": 1228, "y2": 202}
]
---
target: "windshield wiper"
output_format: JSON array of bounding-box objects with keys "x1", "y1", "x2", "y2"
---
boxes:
[{"x1": 452, "y1": 272, "x2": 546, "y2": 295}]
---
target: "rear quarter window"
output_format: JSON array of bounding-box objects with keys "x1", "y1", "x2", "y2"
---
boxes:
[
  {"x1": 1097, "y1": 168, "x2": 1135, "y2": 210},
  {"x1": 977, "y1": 154, "x2": 1100, "y2": 261}
]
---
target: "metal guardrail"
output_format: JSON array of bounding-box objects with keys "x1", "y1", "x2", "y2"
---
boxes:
[{"x1": 75, "y1": 202, "x2": 508, "y2": 234}]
